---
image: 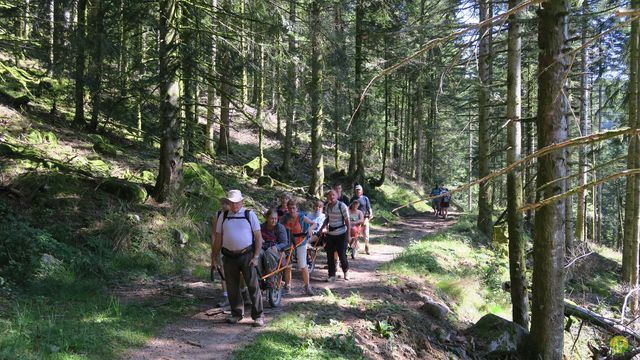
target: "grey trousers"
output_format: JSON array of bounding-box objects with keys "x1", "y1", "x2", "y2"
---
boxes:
[{"x1": 222, "y1": 251, "x2": 263, "y2": 320}]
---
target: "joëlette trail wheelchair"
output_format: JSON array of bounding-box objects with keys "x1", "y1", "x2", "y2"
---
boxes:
[{"x1": 258, "y1": 233, "x2": 323, "y2": 307}]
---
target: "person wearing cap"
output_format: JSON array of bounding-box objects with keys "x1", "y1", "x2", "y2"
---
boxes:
[
  {"x1": 212, "y1": 189, "x2": 265, "y2": 327},
  {"x1": 350, "y1": 184, "x2": 373, "y2": 255}
]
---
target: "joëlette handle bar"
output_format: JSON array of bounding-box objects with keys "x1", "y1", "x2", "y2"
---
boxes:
[{"x1": 259, "y1": 236, "x2": 309, "y2": 280}]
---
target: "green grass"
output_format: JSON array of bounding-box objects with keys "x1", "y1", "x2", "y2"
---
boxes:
[
  {"x1": 0, "y1": 275, "x2": 198, "y2": 360},
  {"x1": 381, "y1": 215, "x2": 511, "y2": 322},
  {"x1": 232, "y1": 302, "x2": 363, "y2": 360}
]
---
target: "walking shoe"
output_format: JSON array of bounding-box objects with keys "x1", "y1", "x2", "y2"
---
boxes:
[
  {"x1": 351, "y1": 247, "x2": 357, "y2": 260},
  {"x1": 226, "y1": 315, "x2": 242, "y2": 324},
  {"x1": 304, "y1": 285, "x2": 315, "y2": 296},
  {"x1": 365, "y1": 245, "x2": 370, "y2": 255},
  {"x1": 216, "y1": 296, "x2": 229, "y2": 308},
  {"x1": 252, "y1": 317, "x2": 265, "y2": 327},
  {"x1": 241, "y1": 288, "x2": 252, "y2": 305},
  {"x1": 283, "y1": 286, "x2": 292, "y2": 295},
  {"x1": 343, "y1": 271, "x2": 349, "y2": 281},
  {"x1": 326, "y1": 276, "x2": 336, "y2": 283}
]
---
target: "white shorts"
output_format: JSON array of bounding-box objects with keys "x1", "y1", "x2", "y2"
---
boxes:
[{"x1": 295, "y1": 243, "x2": 307, "y2": 270}]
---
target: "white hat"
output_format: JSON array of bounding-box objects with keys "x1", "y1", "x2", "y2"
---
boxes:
[
  {"x1": 355, "y1": 184, "x2": 363, "y2": 190},
  {"x1": 222, "y1": 189, "x2": 244, "y2": 203}
]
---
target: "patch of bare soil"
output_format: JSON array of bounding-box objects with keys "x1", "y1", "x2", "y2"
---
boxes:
[{"x1": 126, "y1": 212, "x2": 464, "y2": 360}]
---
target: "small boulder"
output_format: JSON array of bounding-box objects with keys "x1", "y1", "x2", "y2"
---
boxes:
[
  {"x1": 257, "y1": 176, "x2": 273, "y2": 187},
  {"x1": 466, "y1": 314, "x2": 527, "y2": 356},
  {"x1": 98, "y1": 178, "x2": 148, "y2": 203},
  {"x1": 243, "y1": 156, "x2": 269, "y2": 176},
  {"x1": 420, "y1": 299, "x2": 450, "y2": 321}
]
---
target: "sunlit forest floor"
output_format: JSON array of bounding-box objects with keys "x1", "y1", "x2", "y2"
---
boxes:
[{"x1": 0, "y1": 80, "x2": 631, "y2": 358}]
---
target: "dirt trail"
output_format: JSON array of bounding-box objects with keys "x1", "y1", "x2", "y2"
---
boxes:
[{"x1": 127, "y1": 212, "x2": 457, "y2": 360}]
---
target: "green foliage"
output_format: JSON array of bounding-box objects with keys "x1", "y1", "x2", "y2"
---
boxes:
[
  {"x1": 90, "y1": 134, "x2": 122, "y2": 157},
  {"x1": 382, "y1": 219, "x2": 511, "y2": 321},
  {"x1": 26, "y1": 129, "x2": 58, "y2": 145},
  {"x1": 0, "y1": 203, "x2": 77, "y2": 285},
  {"x1": 182, "y1": 162, "x2": 225, "y2": 201},
  {"x1": 232, "y1": 305, "x2": 363, "y2": 360},
  {"x1": 0, "y1": 281, "x2": 197, "y2": 359},
  {"x1": 370, "y1": 319, "x2": 395, "y2": 339}
]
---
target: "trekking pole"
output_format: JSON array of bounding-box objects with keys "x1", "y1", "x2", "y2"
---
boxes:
[{"x1": 210, "y1": 266, "x2": 225, "y2": 282}]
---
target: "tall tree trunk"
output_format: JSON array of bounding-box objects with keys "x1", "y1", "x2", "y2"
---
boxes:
[
  {"x1": 529, "y1": 0, "x2": 569, "y2": 356},
  {"x1": 376, "y1": 37, "x2": 390, "y2": 187},
  {"x1": 240, "y1": 0, "x2": 248, "y2": 105},
  {"x1": 52, "y1": 0, "x2": 64, "y2": 76},
  {"x1": 351, "y1": 0, "x2": 365, "y2": 183},
  {"x1": 506, "y1": 0, "x2": 528, "y2": 329},
  {"x1": 309, "y1": 0, "x2": 324, "y2": 197},
  {"x1": 414, "y1": 82, "x2": 423, "y2": 184},
  {"x1": 217, "y1": 0, "x2": 232, "y2": 155},
  {"x1": 154, "y1": 0, "x2": 182, "y2": 203},
  {"x1": 623, "y1": 0, "x2": 640, "y2": 314},
  {"x1": 118, "y1": 0, "x2": 128, "y2": 96},
  {"x1": 477, "y1": 0, "x2": 493, "y2": 237},
  {"x1": 282, "y1": 0, "x2": 297, "y2": 176},
  {"x1": 575, "y1": 2, "x2": 590, "y2": 245},
  {"x1": 257, "y1": 43, "x2": 265, "y2": 176},
  {"x1": 206, "y1": 0, "x2": 218, "y2": 156},
  {"x1": 88, "y1": 0, "x2": 104, "y2": 132},
  {"x1": 73, "y1": 0, "x2": 87, "y2": 126},
  {"x1": 181, "y1": 1, "x2": 196, "y2": 155}
]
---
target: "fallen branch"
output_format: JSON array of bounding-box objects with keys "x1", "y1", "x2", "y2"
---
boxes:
[
  {"x1": 391, "y1": 128, "x2": 640, "y2": 214},
  {"x1": 519, "y1": 169, "x2": 640, "y2": 212},
  {"x1": 185, "y1": 340, "x2": 203, "y2": 348},
  {"x1": 564, "y1": 251, "x2": 594, "y2": 269},
  {"x1": 564, "y1": 301, "x2": 640, "y2": 342}
]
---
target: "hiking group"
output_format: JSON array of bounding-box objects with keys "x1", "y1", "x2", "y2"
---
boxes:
[
  {"x1": 429, "y1": 183, "x2": 451, "y2": 219},
  {"x1": 210, "y1": 183, "x2": 373, "y2": 327}
]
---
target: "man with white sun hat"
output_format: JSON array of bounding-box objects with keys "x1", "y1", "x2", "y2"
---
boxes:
[{"x1": 212, "y1": 189, "x2": 265, "y2": 327}]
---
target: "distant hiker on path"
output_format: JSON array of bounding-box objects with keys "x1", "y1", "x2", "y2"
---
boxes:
[
  {"x1": 439, "y1": 185, "x2": 451, "y2": 219},
  {"x1": 318, "y1": 190, "x2": 351, "y2": 282},
  {"x1": 212, "y1": 190, "x2": 265, "y2": 327},
  {"x1": 350, "y1": 184, "x2": 373, "y2": 255}
]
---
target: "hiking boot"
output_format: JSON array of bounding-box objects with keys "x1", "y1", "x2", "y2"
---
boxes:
[
  {"x1": 226, "y1": 315, "x2": 242, "y2": 324},
  {"x1": 252, "y1": 317, "x2": 265, "y2": 327},
  {"x1": 326, "y1": 276, "x2": 336, "y2": 283},
  {"x1": 343, "y1": 271, "x2": 349, "y2": 281},
  {"x1": 304, "y1": 285, "x2": 315, "y2": 296},
  {"x1": 216, "y1": 297, "x2": 229, "y2": 308},
  {"x1": 241, "y1": 288, "x2": 252, "y2": 305},
  {"x1": 365, "y1": 245, "x2": 370, "y2": 255}
]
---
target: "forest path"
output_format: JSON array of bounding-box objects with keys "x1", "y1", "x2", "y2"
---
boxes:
[{"x1": 126, "y1": 211, "x2": 458, "y2": 360}]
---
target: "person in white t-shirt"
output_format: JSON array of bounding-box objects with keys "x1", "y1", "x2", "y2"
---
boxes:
[{"x1": 212, "y1": 190, "x2": 265, "y2": 327}]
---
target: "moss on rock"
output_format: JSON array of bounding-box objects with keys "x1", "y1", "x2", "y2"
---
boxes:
[{"x1": 98, "y1": 178, "x2": 148, "y2": 203}]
